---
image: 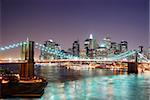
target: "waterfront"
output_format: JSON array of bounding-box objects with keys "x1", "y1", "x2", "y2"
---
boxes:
[{"x1": 35, "y1": 65, "x2": 150, "y2": 100}]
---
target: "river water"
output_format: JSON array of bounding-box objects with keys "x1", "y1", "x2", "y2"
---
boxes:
[{"x1": 34, "y1": 65, "x2": 150, "y2": 100}]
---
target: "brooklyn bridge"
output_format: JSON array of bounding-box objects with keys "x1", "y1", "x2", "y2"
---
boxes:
[{"x1": 0, "y1": 40, "x2": 150, "y2": 77}]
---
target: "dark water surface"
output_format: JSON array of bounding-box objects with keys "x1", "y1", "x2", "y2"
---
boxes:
[
  {"x1": 37, "y1": 65, "x2": 150, "y2": 100},
  {"x1": 3, "y1": 64, "x2": 150, "y2": 100}
]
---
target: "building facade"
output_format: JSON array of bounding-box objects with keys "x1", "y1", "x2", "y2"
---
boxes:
[
  {"x1": 72, "y1": 40, "x2": 80, "y2": 57},
  {"x1": 40, "y1": 39, "x2": 61, "y2": 60},
  {"x1": 84, "y1": 34, "x2": 98, "y2": 58},
  {"x1": 119, "y1": 41, "x2": 128, "y2": 53}
]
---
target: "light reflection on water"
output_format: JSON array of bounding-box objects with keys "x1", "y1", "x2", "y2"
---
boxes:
[{"x1": 37, "y1": 65, "x2": 150, "y2": 100}]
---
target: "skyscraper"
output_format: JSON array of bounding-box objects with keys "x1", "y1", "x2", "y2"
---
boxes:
[
  {"x1": 72, "y1": 40, "x2": 80, "y2": 57},
  {"x1": 80, "y1": 49, "x2": 87, "y2": 58},
  {"x1": 84, "y1": 38, "x2": 90, "y2": 57},
  {"x1": 138, "y1": 46, "x2": 143, "y2": 53},
  {"x1": 110, "y1": 42, "x2": 120, "y2": 54},
  {"x1": 84, "y1": 34, "x2": 98, "y2": 58},
  {"x1": 101, "y1": 34, "x2": 111, "y2": 49},
  {"x1": 40, "y1": 39, "x2": 61, "y2": 60},
  {"x1": 98, "y1": 33, "x2": 112, "y2": 57},
  {"x1": 95, "y1": 47, "x2": 108, "y2": 59},
  {"x1": 119, "y1": 41, "x2": 128, "y2": 53}
]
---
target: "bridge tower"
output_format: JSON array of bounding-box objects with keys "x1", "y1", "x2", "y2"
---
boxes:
[
  {"x1": 20, "y1": 41, "x2": 34, "y2": 80},
  {"x1": 128, "y1": 51, "x2": 138, "y2": 74}
]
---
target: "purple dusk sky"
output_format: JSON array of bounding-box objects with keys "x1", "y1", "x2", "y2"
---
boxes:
[{"x1": 0, "y1": 0, "x2": 149, "y2": 58}]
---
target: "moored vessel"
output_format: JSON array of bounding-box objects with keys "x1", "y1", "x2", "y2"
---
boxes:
[{"x1": 0, "y1": 75, "x2": 47, "y2": 98}]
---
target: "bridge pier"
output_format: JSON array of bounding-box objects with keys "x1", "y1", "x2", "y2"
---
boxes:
[
  {"x1": 127, "y1": 51, "x2": 138, "y2": 74},
  {"x1": 127, "y1": 62, "x2": 138, "y2": 74},
  {"x1": 20, "y1": 41, "x2": 34, "y2": 80},
  {"x1": 20, "y1": 62, "x2": 34, "y2": 80}
]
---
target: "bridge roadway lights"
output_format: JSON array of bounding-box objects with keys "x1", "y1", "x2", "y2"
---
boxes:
[{"x1": 20, "y1": 41, "x2": 34, "y2": 80}]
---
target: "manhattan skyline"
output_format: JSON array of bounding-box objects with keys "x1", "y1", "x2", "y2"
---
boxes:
[{"x1": 0, "y1": 0, "x2": 149, "y2": 51}]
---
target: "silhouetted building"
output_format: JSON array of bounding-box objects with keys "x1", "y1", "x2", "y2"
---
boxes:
[
  {"x1": 84, "y1": 38, "x2": 90, "y2": 57},
  {"x1": 119, "y1": 41, "x2": 128, "y2": 52},
  {"x1": 110, "y1": 42, "x2": 120, "y2": 54},
  {"x1": 72, "y1": 40, "x2": 80, "y2": 57},
  {"x1": 84, "y1": 34, "x2": 98, "y2": 58},
  {"x1": 138, "y1": 46, "x2": 143, "y2": 53}
]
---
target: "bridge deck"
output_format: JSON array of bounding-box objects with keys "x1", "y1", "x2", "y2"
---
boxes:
[{"x1": 0, "y1": 60, "x2": 27, "y2": 64}]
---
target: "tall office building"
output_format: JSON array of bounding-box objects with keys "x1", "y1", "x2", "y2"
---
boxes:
[
  {"x1": 101, "y1": 34, "x2": 111, "y2": 49},
  {"x1": 110, "y1": 42, "x2": 120, "y2": 54},
  {"x1": 80, "y1": 49, "x2": 87, "y2": 58},
  {"x1": 119, "y1": 41, "x2": 128, "y2": 53},
  {"x1": 84, "y1": 34, "x2": 98, "y2": 58},
  {"x1": 89, "y1": 34, "x2": 94, "y2": 49},
  {"x1": 98, "y1": 34, "x2": 112, "y2": 57},
  {"x1": 72, "y1": 40, "x2": 80, "y2": 57},
  {"x1": 40, "y1": 39, "x2": 61, "y2": 60},
  {"x1": 138, "y1": 46, "x2": 143, "y2": 53},
  {"x1": 95, "y1": 47, "x2": 108, "y2": 59},
  {"x1": 84, "y1": 38, "x2": 90, "y2": 57},
  {"x1": 110, "y1": 42, "x2": 117, "y2": 52}
]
